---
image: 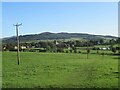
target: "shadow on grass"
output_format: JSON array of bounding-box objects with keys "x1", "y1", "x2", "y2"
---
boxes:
[
  {"x1": 2, "y1": 88, "x2": 119, "y2": 90},
  {"x1": 112, "y1": 57, "x2": 120, "y2": 59},
  {"x1": 111, "y1": 53, "x2": 120, "y2": 59}
]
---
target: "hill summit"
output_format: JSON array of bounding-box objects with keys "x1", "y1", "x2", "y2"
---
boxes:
[{"x1": 2, "y1": 32, "x2": 117, "y2": 44}]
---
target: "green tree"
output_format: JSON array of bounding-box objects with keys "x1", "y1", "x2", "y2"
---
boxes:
[
  {"x1": 111, "y1": 47, "x2": 116, "y2": 54},
  {"x1": 99, "y1": 39, "x2": 104, "y2": 45}
]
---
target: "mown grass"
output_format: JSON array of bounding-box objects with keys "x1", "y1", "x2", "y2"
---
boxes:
[{"x1": 2, "y1": 52, "x2": 118, "y2": 88}]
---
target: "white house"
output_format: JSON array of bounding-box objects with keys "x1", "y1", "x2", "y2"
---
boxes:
[
  {"x1": 21, "y1": 46, "x2": 27, "y2": 49},
  {"x1": 14, "y1": 46, "x2": 17, "y2": 49},
  {"x1": 14, "y1": 46, "x2": 26, "y2": 49},
  {"x1": 100, "y1": 47, "x2": 110, "y2": 50}
]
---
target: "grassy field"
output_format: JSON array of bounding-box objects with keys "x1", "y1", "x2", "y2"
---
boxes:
[{"x1": 2, "y1": 52, "x2": 118, "y2": 88}]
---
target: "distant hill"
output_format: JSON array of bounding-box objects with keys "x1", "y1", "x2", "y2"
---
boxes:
[{"x1": 2, "y1": 32, "x2": 117, "y2": 44}]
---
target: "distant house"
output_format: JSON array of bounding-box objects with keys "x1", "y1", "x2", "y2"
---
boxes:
[
  {"x1": 3, "y1": 45, "x2": 7, "y2": 50},
  {"x1": 100, "y1": 47, "x2": 110, "y2": 50},
  {"x1": 21, "y1": 46, "x2": 26, "y2": 49},
  {"x1": 3, "y1": 45, "x2": 6, "y2": 50},
  {"x1": 102, "y1": 48, "x2": 107, "y2": 50},
  {"x1": 67, "y1": 44, "x2": 70, "y2": 49},
  {"x1": 55, "y1": 41, "x2": 59, "y2": 45},
  {"x1": 3, "y1": 46, "x2": 6, "y2": 50},
  {"x1": 26, "y1": 46, "x2": 30, "y2": 48},
  {"x1": 14, "y1": 46, "x2": 26, "y2": 49},
  {"x1": 72, "y1": 44, "x2": 74, "y2": 47},
  {"x1": 14, "y1": 46, "x2": 17, "y2": 49},
  {"x1": 107, "y1": 48, "x2": 110, "y2": 50}
]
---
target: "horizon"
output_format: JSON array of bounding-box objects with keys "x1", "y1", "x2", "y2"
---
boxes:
[
  {"x1": 2, "y1": 2, "x2": 118, "y2": 38},
  {"x1": 2, "y1": 31, "x2": 117, "y2": 39}
]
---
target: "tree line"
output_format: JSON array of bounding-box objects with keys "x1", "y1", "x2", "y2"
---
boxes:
[{"x1": 2, "y1": 38, "x2": 120, "y2": 54}]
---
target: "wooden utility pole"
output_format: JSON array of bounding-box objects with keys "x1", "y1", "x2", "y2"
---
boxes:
[
  {"x1": 87, "y1": 41, "x2": 89, "y2": 59},
  {"x1": 102, "y1": 48, "x2": 104, "y2": 59},
  {"x1": 13, "y1": 23, "x2": 22, "y2": 65}
]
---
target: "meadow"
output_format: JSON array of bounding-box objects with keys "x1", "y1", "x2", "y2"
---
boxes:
[{"x1": 2, "y1": 51, "x2": 118, "y2": 88}]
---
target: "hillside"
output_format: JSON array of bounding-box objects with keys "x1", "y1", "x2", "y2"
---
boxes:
[{"x1": 2, "y1": 32, "x2": 117, "y2": 44}]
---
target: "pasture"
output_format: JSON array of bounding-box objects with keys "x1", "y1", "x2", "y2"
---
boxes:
[{"x1": 2, "y1": 51, "x2": 118, "y2": 88}]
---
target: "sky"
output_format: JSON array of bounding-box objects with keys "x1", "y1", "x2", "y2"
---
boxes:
[{"x1": 2, "y1": 2, "x2": 118, "y2": 38}]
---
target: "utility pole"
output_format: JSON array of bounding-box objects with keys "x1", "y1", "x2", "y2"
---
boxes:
[
  {"x1": 13, "y1": 23, "x2": 22, "y2": 65},
  {"x1": 102, "y1": 48, "x2": 104, "y2": 59},
  {"x1": 87, "y1": 40, "x2": 90, "y2": 59},
  {"x1": 87, "y1": 41, "x2": 88, "y2": 59}
]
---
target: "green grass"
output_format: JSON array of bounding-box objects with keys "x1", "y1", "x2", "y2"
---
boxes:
[{"x1": 2, "y1": 52, "x2": 118, "y2": 88}]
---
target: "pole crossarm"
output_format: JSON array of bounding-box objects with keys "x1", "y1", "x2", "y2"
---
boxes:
[{"x1": 13, "y1": 23, "x2": 22, "y2": 27}]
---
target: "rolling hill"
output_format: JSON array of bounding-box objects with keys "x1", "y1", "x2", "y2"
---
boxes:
[{"x1": 2, "y1": 32, "x2": 117, "y2": 44}]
